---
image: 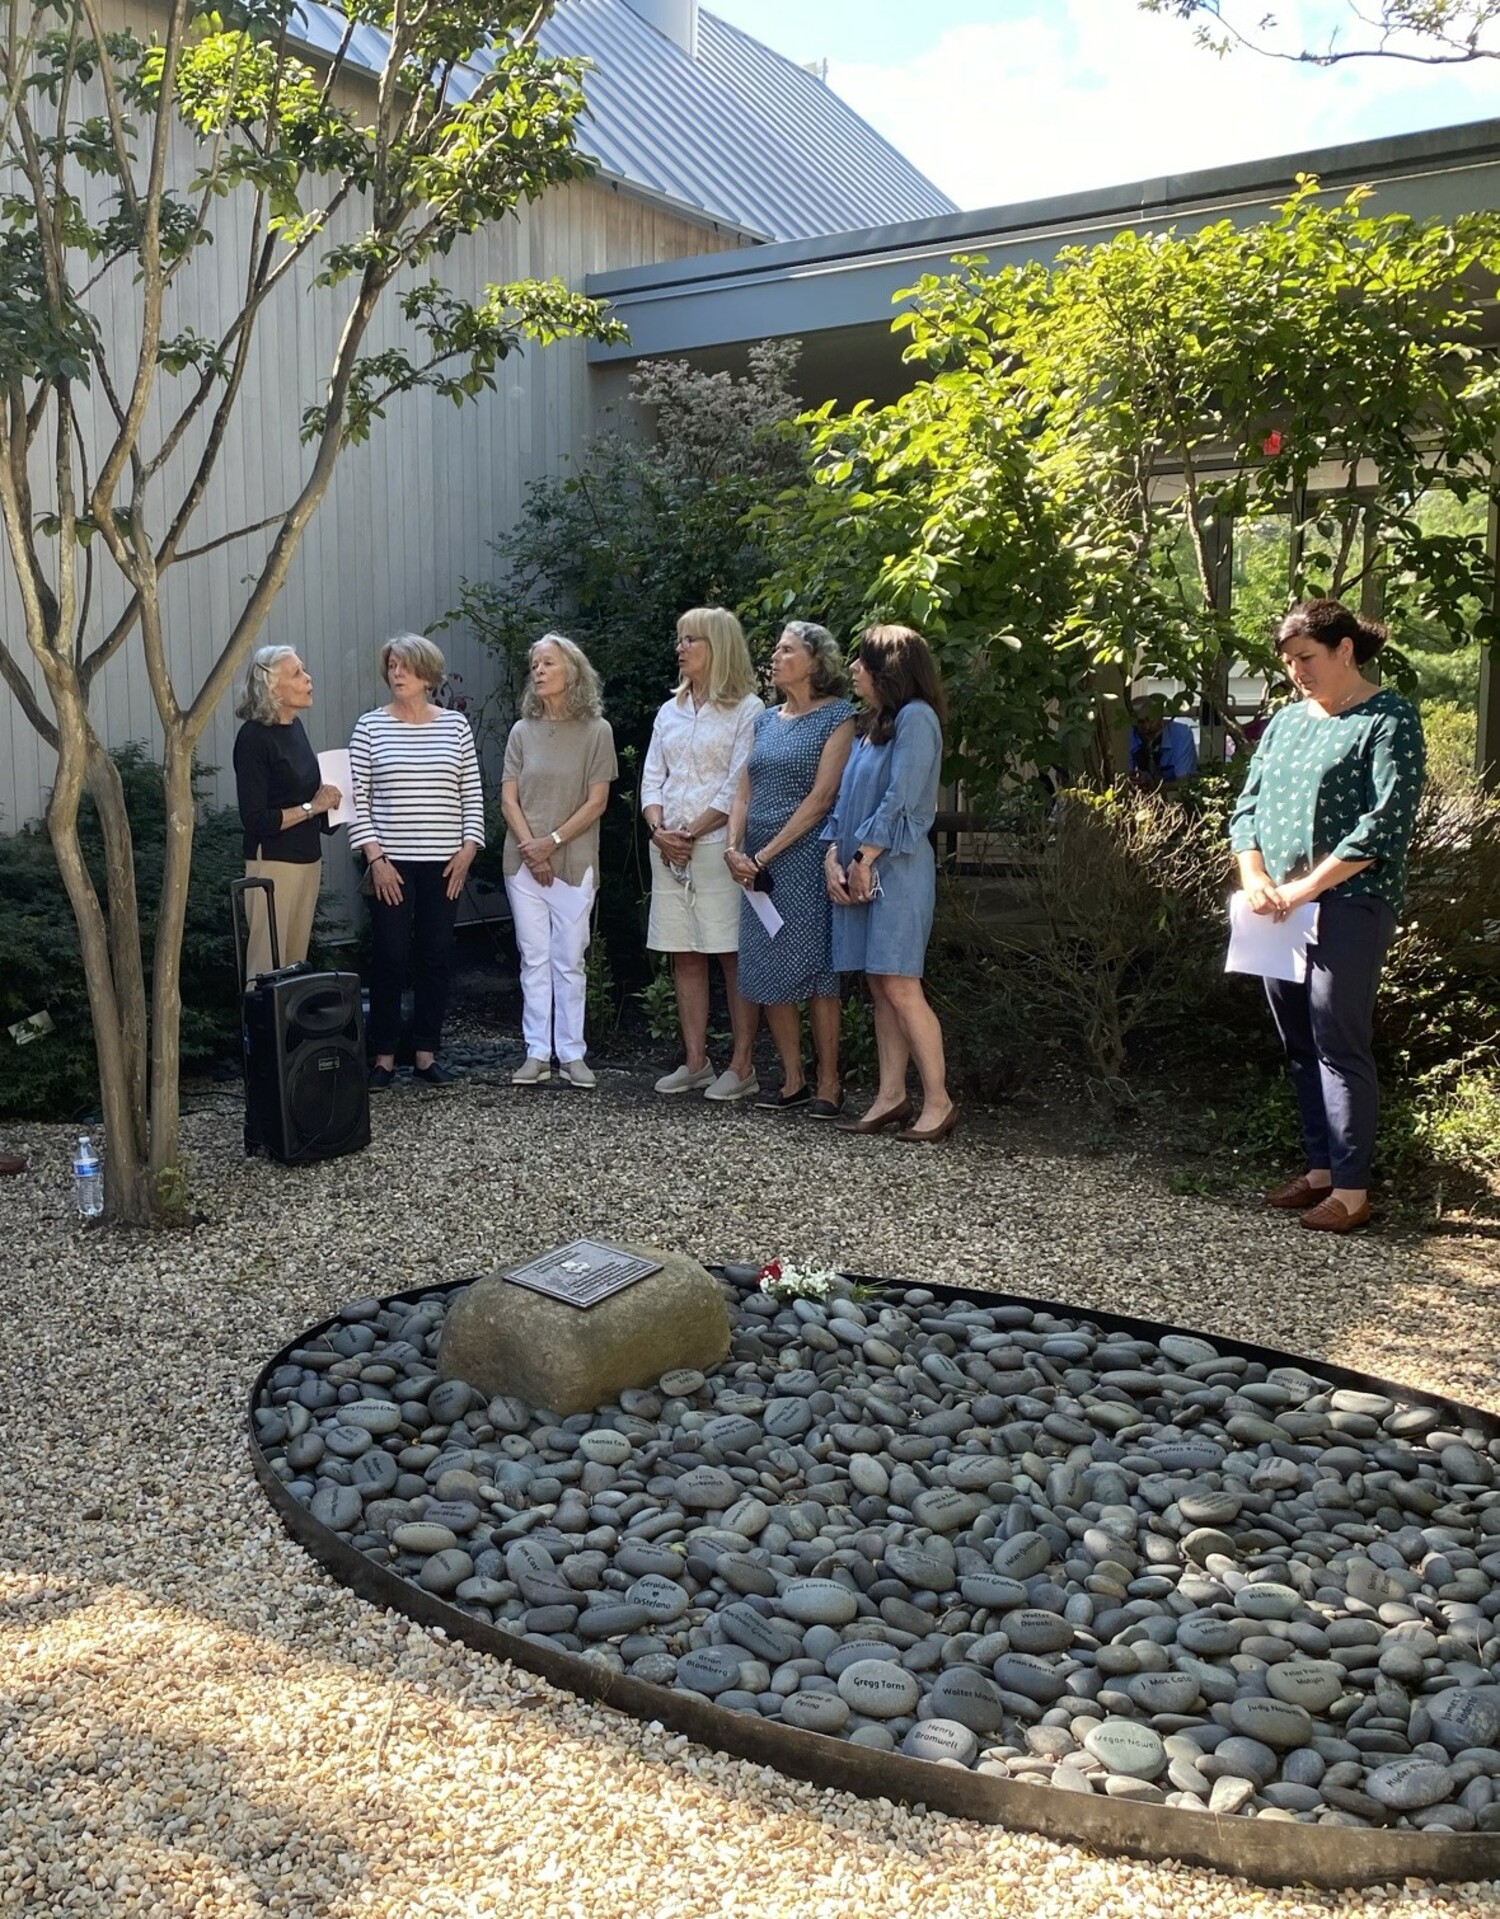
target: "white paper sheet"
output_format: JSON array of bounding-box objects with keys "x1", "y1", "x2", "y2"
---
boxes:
[
  {"x1": 317, "y1": 749, "x2": 356, "y2": 827},
  {"x1": 744, "y1": 886, "x2": 784, "y2": 938},
  {"x1": 1225, "y1": 891, "x2": 1318, "y2": 983}
]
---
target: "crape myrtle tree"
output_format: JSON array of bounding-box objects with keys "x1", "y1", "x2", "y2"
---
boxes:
[
  {"x1": 0, "y1": 0, "x2": 622, "y2": 1221},
  {"x1": 1140, "y1": 1, "x2": 1500, "y2": 65},
  {"x1": 757, "y1": 180, "x2": 1500, "y2": 799}
]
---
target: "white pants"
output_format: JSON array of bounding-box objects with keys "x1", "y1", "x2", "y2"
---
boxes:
[{"x1": 505, "y1": 865, "x2": 596, "y2": 1062}]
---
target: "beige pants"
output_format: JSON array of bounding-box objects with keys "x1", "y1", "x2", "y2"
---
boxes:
[{"x1": 244, "y1": 858, "x2": 322, "y2": 979}]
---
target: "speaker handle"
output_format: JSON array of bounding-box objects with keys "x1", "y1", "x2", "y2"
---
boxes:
[{"x1": 230, "y1": 874, "x2": 280, "y2": 992}]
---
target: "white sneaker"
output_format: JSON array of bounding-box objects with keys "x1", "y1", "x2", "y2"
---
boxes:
[
  {"x1": 704, "y1": 1069, "x2": 759, "y2": 1102},
  {"x1": 560, "y1": 1057, "x2": 597, "y2": 1089},
  {"x1": 511, "y1": 1057, "x2": 551, "y2": 1085},
  {"x1": 654, "y1": 1062, "x2": 716, "y2": 1095}
]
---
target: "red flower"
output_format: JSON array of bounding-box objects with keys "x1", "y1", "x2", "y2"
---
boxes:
[
  {"x1": 757, "y1": 1259, "x2": 782, "y2": 1282},
  {"x1": 1262, "y1": 429, "x2": 1283, "y2": 456}
]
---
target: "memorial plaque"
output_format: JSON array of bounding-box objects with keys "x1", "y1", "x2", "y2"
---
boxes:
[{"x1": 502, "y1": 1240, "x2": 662, "y2": 1310}]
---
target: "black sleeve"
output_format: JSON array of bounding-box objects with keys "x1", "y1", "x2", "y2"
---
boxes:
[{"x1": 234, "y1": 726, "x2": 281, "y2": 851}]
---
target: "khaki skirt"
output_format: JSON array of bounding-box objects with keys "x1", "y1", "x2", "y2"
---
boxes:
[{"x1": 647, "y1": 840, "x2": 742, "y2": 953}]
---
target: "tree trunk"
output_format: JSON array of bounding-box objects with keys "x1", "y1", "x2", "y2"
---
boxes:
[
  {"x1": 147, "y1": 727, "x2": 197, "y2": 1203},
  {"x1": 84, "y1": 732, "x2": 150, "y2": 1160},
  {"x1": 47, "y1": 682, "x2": 152, "y2": 1223}
]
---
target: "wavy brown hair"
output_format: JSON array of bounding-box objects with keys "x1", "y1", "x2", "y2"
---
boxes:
[
  {"x1": 855, "y1": 624, "x2": 946, "y2": 745},
  {"x1": 1277, "y1": 598, "x2": 1388, "y2": 666}
]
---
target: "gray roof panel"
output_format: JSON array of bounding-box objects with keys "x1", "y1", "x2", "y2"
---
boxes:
[{"x1": 285, "y1": 1, "x2": 955, "y2": 243}]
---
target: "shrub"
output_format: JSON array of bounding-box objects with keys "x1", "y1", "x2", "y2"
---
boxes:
[{"x1": 0, "y1": 747, "x2": 247, "y2": 1121}]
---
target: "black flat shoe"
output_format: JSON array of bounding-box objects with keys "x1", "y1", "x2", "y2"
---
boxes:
[
  {"x1": 754, "y1": 1085, "x2": 812, "y2": 1111},
  {"x1": 412, "y1": 1059, "x2": 458, "y2": 1086},
  {"x1": 413, "y1": 1060, "x2": 459, "y2": 1086},
  {"x1": 807, "y1": 1092, "x2": 846, "y2": 1120},
  {"x1": 368, "y1": 1065, "x2": 395, "y2": 1090}
]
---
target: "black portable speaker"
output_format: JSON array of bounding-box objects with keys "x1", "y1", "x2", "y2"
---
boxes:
[{"x1": 242, "y1": 970, "x2": 370, "y2": 1166}]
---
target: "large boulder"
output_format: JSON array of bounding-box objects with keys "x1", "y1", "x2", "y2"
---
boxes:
[{"x1": 436, "y1": 1244, "x2": 730, "y2": 1417}]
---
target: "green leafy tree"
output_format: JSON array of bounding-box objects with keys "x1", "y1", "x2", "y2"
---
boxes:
[
  {"x1": 0, "y1": 0, "x2": 621, "y2": 1220},
  {"x1": 1140, "y1": 1, "x2": 1500, "y2": 64},
  {"x1": 759, "y1": 180, "x2": 1500, "y2": 797}
]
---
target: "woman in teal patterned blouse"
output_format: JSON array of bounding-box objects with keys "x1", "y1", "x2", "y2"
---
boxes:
[{"x1": 1229, "y1": 600, "x2": 1425, "y2": 1234}]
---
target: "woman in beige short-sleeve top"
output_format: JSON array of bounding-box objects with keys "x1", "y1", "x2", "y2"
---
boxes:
[{"x1": 501, "y1": 633, "x2": 617, "y2": 1087}]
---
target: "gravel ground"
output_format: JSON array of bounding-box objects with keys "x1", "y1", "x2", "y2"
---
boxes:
[{"x1": 4, "y1": 1067, "x2": 1500, "y2": 1918}]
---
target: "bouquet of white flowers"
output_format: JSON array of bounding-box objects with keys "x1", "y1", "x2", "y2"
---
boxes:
[{"x1": 756, "y1": 1259, "x2": 842, "y2": 1303}]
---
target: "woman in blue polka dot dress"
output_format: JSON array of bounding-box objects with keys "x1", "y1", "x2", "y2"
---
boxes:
[{"x1": 1229, "y1": 600, "x2": 1426, "y2": 1234}]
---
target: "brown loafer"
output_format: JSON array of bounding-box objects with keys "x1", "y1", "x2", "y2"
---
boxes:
[
  {"x1": 0, "y1": 1152, "x2": 25, "y2": 1176},
  {"x1": 1300, "y1": 1195, "x2": 1371, "y2": 1233},
  {"x1": 838, "y1": 1100, "x2": 914, "y2": 1136},
  {"x1": 1265, "y1": 1173, "x2": 1334, "y2": 1210}
]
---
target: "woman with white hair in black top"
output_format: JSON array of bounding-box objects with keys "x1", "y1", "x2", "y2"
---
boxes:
[{"x1": 233, "y1": 645, "x2": 342, "y2": 979}]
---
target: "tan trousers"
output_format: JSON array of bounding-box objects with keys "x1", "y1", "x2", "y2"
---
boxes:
[{"x1": 244, "y1": 858, "x2": 322, "y2": 979}]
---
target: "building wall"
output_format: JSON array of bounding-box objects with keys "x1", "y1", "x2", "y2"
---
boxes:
[{"x1": 0, "y1": 62, "x2": 745, "y2": 927}]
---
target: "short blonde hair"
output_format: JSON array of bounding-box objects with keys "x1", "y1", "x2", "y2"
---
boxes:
[
  {"x1": 521, "y1": 632, "x2": 604, "y2": 722},
  {"x1": 235, "y1": 644, "x2": 301, "y2": 724},
  {"x1": 782, "y1": 620, "x2": 845, "y2": 699},
  {"x1": 379, "y1": 632, "x2": 445, "y2": 691},
  {"x1": 675, "y1": 606, "x2": 757, "y2": 708}
]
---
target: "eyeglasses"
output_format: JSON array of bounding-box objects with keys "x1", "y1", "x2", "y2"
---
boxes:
[{"x1": 676, "y1": 635, "x2": 705, "y2": 646}]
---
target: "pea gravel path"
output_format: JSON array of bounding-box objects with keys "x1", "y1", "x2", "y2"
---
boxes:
[{"x1": 4, "y1": 1069, "x2": 1500, "y2": 1919}]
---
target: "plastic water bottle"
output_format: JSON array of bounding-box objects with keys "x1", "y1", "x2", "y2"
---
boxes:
[{"x1": 72, "y1": 1136, "x2": 103, "y2": 1219}]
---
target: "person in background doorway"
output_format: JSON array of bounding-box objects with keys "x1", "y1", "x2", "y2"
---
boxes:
[
  {"x1": 643, "y1": 607, "x2": 764, "y2": 1101},
  {"x1": 1229, "y1": 598, "x2": 1425, "y2": 1234},
  {"x1": 1129, "y1": 695, "x2": 1199, "y2": 788},
  {"x1": 502, "y1": 634, "x2": 617, "y2": 1089},
  {"x1": 233, "y1": 645, "x2": 342, "y2": 979},
  {"x1": 350, "y1": 633, "x2": 484, "y2": 1089}
]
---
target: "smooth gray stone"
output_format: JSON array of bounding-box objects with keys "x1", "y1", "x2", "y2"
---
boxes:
[
  {"x1": 1227, "y1": 1697, "x2": 1314, "y2": 1751},
  {"x1": 1005, "y1": 1609, "x2": 1074, "y2": 1654},
  {"x1": 837, "y1": 1660, "x2": 921, "y2": 1719},
  {"x1": 903, "y1": 1719, "x2": 980, "y2": 1766},
  {"x1": 627, "y1": 1575, "x2": 691, "y2": 1622},
  {"x1": 992, "y1": 1532, "x2": 1051, "y2": 1581},
  {"x1": 578, "y1": 1602, "x2": 654, "y2": 1640},
  {"x1": 1176, "y1": 1614, "x2": 1240, "y2": 1657},
  {"x1": 1125, "y1": 1671, "x2": 1199, "y2": 1716},
  {"x1": 391, "y1": 1522, "x2": 460, "y2": 1555},
  {"x1": 1265, "y1": 1659, "x2": 1345, "y2": 1714},
  {"x1": 578, "y1": 1429, "x2": 633, "y2": 1467},
  {"x1": 1209, "y1": 1736, "x2": 1279, "y2": 1787},
  {"x1": 615, "y1": 1540, "x2": 688, "y2": 1581},
  {"x1": 884, "y1": 1542, "x2": 955, "y2": 1591},
  {"x1": 418, "y1": 1549, "x2": 474, "y2": 1595},
  {"x1": 675, "y1": 1467, "x2": 738, "y2": 1511},
  {"x1": 1427, "y1": 1687, "x2": 1500, "y2": 1756},
  {"x1": 781, "y1": 1691, "x2": 853, "y2": 1734},
  {"x1": 775, "y1": 1578, "x2": 857, "y2": 1628},
  {"x1": 339, "y1": 1400, "x2": 405, "y2": 1435},
  {"x1": 1366, "y1": 1759, "x2": 1457, "y2": 1811},
  {"x1": 927, "y1": 1668, "x2": 1007, "y2": 1733},
  {"x1": 764, "y1": 1399, "x2": 814, "y2": 1439},
  {"x1": 309, "y1": 1484, "x2": 363, "y2": 1532},
  {"x1": 992, "y1": 1654, "x2": 1068, "y2": 1705},
  {"x1": 1083, "y1": 1719, "x2": 1166, "y2": 1779},
  {"x1": 1208, "y1": 1775, "x2": 1257, "y2": 1815},
  {"x1": 720, "y1": 1603, "x2": 804, "y2": 1665},
  {"x1": 961, "y1": 1574, "x2": 1027, "y2": 1612},
  {"x1": 677, "y1": 1646, "x2": 746, "y2": 1695}
]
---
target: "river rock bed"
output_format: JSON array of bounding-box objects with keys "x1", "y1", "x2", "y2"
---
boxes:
[{"x1": 255, "y1": 1273, "x2": 1500, "y2": 1833}]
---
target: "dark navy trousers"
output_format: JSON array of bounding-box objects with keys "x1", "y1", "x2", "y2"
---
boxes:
[
  {"x1": 368, "y1": 859, "x2": 459, "y2": 1055},
  {"x1": 1264, "y1": 894, "x2": 1397, "y2": 1189}
]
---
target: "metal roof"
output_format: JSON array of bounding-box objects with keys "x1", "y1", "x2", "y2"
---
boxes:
[{"x1": 286, "y1": 1, "x2": 956, "y2": 243}]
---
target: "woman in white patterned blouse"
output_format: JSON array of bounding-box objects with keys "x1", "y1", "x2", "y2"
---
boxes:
[{"x1": 641, "y1": 607, "x2": 764, "y2": 1101}]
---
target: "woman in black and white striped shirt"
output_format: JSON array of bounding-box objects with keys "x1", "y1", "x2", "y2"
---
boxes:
[{"x1": 350, "y1": 634, "x2": 484, "y2": 1088}]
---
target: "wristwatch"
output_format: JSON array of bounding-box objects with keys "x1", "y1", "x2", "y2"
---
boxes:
[
  {"x1": 300, "y1": 801, "x2": 313, "y2": 816},
  {"x1": 550, "y1": 830, "x2": 563, "y2": 848}
]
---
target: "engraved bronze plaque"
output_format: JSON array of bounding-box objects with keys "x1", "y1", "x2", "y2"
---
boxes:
[{"x1": 502, "y1": 1240, "x2": 662, "y2": 1310}]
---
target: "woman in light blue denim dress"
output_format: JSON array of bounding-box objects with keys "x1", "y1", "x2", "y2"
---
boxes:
[{"x1": 824, "y1": 625, "x2": 958, "y2": 1143}]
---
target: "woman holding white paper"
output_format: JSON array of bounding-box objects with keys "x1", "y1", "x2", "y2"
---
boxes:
[
  {"x1": 233, "y1": 646, "x2": 343, "y2": 979},
  {"x1": 1229, "y1": 599, "x2": 1425, "y2": 1233},
  {"x1": 501, "y1": 634, "x2": 617, "y2": 1088}
]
